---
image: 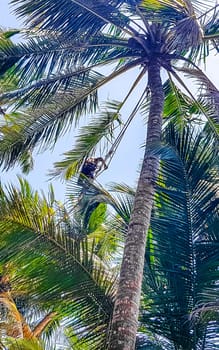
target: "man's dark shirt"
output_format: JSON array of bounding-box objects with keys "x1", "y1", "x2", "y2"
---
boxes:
[{"x1": 81, "y1": 161, "x2": 97, "y2": 179}]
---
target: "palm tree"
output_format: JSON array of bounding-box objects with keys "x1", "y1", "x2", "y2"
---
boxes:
[{"x1": 0, "y1": 1, "x2": 218, "y2": 348}]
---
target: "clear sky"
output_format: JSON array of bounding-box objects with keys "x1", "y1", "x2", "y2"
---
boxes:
[{"x1": 0, "y1": 1, "x2": 218, "y2": 202}]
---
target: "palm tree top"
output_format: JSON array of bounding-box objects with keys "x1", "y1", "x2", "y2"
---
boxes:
[{"x1": 0, "y1": 0, "x2": 218, "y2": 175}]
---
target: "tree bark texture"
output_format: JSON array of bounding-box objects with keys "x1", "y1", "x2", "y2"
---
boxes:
[
  {"x1": 108, "y1": 60, "x2": 164, "y2": 350},
  {"x1": 0, "y1": 292, "x2": 56, "y2": 340},
  {"x1": 0, "y1": 291, "x2": 25, "y2": 338}
]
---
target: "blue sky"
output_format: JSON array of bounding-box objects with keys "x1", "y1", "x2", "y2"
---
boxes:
[{"x1": 0, "y1": 1, "x2": 218, "y2": 202}]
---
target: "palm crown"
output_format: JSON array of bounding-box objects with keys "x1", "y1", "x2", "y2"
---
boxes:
[{"x1": 0, "y1": 0, "x2": 218, "y2": 172}]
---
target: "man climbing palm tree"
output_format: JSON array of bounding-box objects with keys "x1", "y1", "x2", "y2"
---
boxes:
[
  {"x1": 81, "y1": 157, "x2": 107, "y2": 180},
  {"x1": 0, "y1": 1, "x2": 218, "y2": 349}
]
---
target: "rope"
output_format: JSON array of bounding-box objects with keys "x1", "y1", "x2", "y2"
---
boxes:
[{"x1": 96, "y1": 85, "x2": 149, "y2": 177}]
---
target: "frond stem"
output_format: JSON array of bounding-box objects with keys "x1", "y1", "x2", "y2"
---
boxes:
[
  {"x1": 197, "y1": 4, "x2": 219, "y2": 20},
  {"x1": 71, "y1": 0, "x2": 134, "y2": 36},
  {"x1": 104, "y1": 73, "x2": 148, "y2": 169}
]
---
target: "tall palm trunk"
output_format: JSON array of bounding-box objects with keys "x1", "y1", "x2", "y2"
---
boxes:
[{"x1": 108, "y1": 60, "x2": 164, "y2": 350}]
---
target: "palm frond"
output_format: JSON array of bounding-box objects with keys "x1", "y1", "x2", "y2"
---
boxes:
[
  {"x1": 189, "y1": 4, "x2": 219, "y2": 62},
  {"x1": 140, "y1": 0, "x2": 203, "y2": 50},
  {"x1": 142, "y1": 77, "x2": 203, "y2": 130},
  {"x1": 0, "y1": 179, "x2": 116, "y2": 348},
  {"x1": 177, "y1": 66, "x2": 219, "y2": 126},
  {"x1": 196, "y1": 321, "x2": 219, "y2": 350},
  {"x1": 0, "y1": 56, "x2": 143, "y2": 172},
  {"x1": 66, "y1": 177, "x2": 132, "y2": 238},
  {"x1": 0, "y1": 83, "x2": 99, "y2": 169},
  {"x1": 19, "y1": 150, "x2": 34, "y2": 174},
  {"x1": 140, "y1": 122, "x2": 219, "y2": 348},
  {"x1": 162, "y1": 77, "x2": 201, "y2": 125},
  {"x1": 0, "y1": 29, "x2": 21, "y2": 76},
  {"x1": 2, "y1": 339, "x2": 45, "y2": 350},
  {"x1": 169, "y1": 68, "x2": 219, "y2": 136},
  {"x1": 10, "y1": 0, "x2": 134, "y2": 38},
  {"x1": 0, "y1": 33, "x2": 133, "y2": 103}
]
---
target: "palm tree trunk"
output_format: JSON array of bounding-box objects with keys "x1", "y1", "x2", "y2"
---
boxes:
[
  {"x1": 108, "y1": 59, "x2": 164, "y2": 350},
  {"x1": 0, "y1": 275, "x2": 33, "y2": 339},
  {"x1": 0, "y1": 291, "x2": 24, "y2": 338}
]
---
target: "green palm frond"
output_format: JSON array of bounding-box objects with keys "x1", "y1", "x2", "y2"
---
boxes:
[
  {"x1": 106, "y1": 182, "x2": 134, "y2": 229},
  {"x1": 140, "y1": 0, "x2": 189, "y2": 21},
  {"x1": 135, "y1": 333, "x2": 174, "y2": 350},
  {"x1": 0, "y1": 34, "x2": 132, "y2": 103},
  {"x1": 162, "y1": 78, "x2": 201, "y2": 125},
  {"x1": 0, "y1": 179, "x2": 116, "y2": 348},
  {"x1": 140, "y1": 122, "x2": 219, "y2": 349},
  {"x1": 189, "y1": 4, "x2": 219, "y2": 61},
  {"x1": 140, "y1": 0, "x2": 218, "y2": 60},
  {"x1": 19, "y1": 150, "x2": 34, "y2": 174},
  {"x1": 196, "y1": 321, "x2": 219, "y2": 350},
  {"x1": 66, "y1": 177, "x2": 131, "y2": 240},
  {"x1": 177, "y1": 66, "x2": 219, "y2": 126},
  {"x1": 10, "y1": 0, "x2": 134, "y2": 38},
  {"x1": 85, "y1": 202, "x2": 121, "y2": 263},
  {"x1": 0, "y1": 29, "x2": 21, "y2": 76},
  {"x1": 0, "y1": 67, "x2": 102, "y2": 109},
  {"x1": 0, "y1": 56, "x2": 142, "y2": 171},
  {"x1": 0, "y1": 35, "x2": 74, "y2": 82},
  {"x1": 0, "y1": 37, "x2": 108, "y2": 108},
  {"x1": 2, "y1": 338, "x2": 45, "y2": 350},
  {"x1": 65, "y1": 180, "x2": 124, "y2": 268},
  {"x1": 169, "y1": 68, "x2": 219, "y2": 135},
  {"x1": 0, "y1": 29, "x2": 20, "y2": 40},
  {"x1": 0, "y1": 85, "x2": 99, "y2": 169}
]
